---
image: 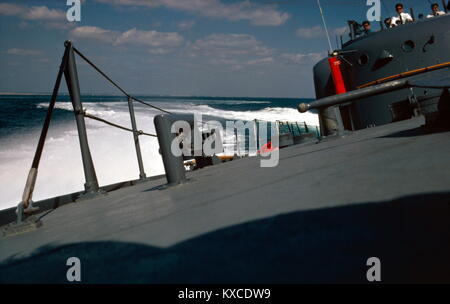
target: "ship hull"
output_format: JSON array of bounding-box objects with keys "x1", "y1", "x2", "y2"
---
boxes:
[{"x1": 314, "y1": 15, "x2": 450, "y2": 133}]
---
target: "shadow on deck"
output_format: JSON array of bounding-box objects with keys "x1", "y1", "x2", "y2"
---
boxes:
[{"x1": 1, "y1": 192, "x2": 449, "y2": 283}]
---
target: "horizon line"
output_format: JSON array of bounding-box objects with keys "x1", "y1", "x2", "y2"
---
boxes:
[{"x1": 0, "y1": 92, "x2": 315, "y2": 99}]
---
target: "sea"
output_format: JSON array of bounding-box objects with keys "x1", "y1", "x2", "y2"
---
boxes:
[{"x1": 0, "y1": 94, "x2": 318, "y2": 210}]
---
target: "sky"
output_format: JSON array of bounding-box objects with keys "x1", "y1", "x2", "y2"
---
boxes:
[{"x1": 0, "y1": 0, "x2": 437, "y2": 97}]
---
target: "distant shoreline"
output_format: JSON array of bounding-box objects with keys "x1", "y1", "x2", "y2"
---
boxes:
[
  {"x1": 0, "y1": 92, "x2": 315, "y2": 99},
  {"x1": 0, "y1": 92, "x2": 50, "y2": 96}
]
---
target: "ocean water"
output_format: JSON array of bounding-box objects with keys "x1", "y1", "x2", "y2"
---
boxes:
[{"x1": 0, "y1": 95, "x2": 318, "y2": 210}]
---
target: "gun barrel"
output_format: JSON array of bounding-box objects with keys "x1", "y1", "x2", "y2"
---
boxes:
[{"x1": 298, "y1": 79, "x2": 408, "y2": 113}]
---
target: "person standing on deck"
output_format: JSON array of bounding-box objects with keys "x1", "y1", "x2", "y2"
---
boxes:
[
  {"x1": 362, "y1": 21, "x2": 372, "y2": 35},
  {"x1": 426, "y1": 3, "x2": 446, "y2": 18},
  {"x1": 390, "y1": 3, "x2": 413, "y2": 26}
]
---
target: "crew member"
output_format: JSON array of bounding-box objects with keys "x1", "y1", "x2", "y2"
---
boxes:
[
  {"x1": 391, "y1": 3, "x2": 413, "y2": 26},
  {"x1": 427, "y1": 3, "x2": 446, "y2": 18},
  {"x1": 362, "y1": 21, "x2": 371, "y2": 34}
]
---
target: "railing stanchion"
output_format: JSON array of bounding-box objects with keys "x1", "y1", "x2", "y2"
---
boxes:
[
  {"x1": 127, "y1": 97, "x2": 146, "y2": 180},
  {"x1": 286, "y1": 121, "x2": 294, "y2": 135},
  {"x1": 254, "y1": 119, "x2": 259, "y2": 153},
  {"x1": 234, "y1": 128, "x2": 240, "y2": 156},
  {"x1": 64, "y1": 41, "x2": 102, "y2": 197},
  {"x1": 295, "y1": 122, "x2": 302, "y2": 135}
]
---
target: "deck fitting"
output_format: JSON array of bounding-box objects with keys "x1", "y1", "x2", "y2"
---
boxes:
[{"x1": 1, "y1": 216, "x2": 42, "y2": 238}]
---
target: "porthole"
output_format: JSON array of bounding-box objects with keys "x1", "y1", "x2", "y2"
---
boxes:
[
  {"x1": 401, "y1": 40, "x2": 415, "y2": 52},
  {"x1": 358, "y1": 53, "x2": 369, "y2": 66}
]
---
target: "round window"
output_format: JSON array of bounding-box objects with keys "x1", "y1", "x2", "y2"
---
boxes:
[
  {"x1": 401, "y1": 40, "x2": 415, "y2": 52},
  {"x1": 358, "y1": 53, "x2": 369, "y2": 66}
]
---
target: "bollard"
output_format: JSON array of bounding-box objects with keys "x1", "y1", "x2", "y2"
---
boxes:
[
  {"x1": 127, "y1": 97, "x2": 146, "y2": 180},
  {"x1": 154, "y1": 114, "x2": 186, "y2": 185},
  {"x1": 64, "y1": 41, "x2": 101, "y2": 196}
]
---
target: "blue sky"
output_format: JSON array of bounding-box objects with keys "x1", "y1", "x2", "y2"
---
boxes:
[{"x1": 0, "y1": 0, "x2": 436, "y2": 97}]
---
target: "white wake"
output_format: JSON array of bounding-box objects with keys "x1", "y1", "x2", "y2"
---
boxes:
[{"x1": 0, "y1": 100, "x2": 318, "y2": 210}]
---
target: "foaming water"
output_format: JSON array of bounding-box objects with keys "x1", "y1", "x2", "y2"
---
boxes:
[{"x1": 0, "y1": 95, "x2": 317, "y2": 210}]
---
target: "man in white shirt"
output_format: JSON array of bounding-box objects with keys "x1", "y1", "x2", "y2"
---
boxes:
[
  {"x1": 391, "y1": 3, "x2": 413, "y2": 26},
  {"x1": 427, "y1": 3, "x2": 446, "y2": 18}
]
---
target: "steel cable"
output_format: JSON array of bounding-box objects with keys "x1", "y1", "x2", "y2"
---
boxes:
[
  {"x1": 131, "y1": 96, "x2": 171, "y2": 114},
  {"x1": 72, "y1": 47, "x2": 171, "y2": 114},
  {"x1": 83, "y1": 112, "x2": 157, "y2": 137}
]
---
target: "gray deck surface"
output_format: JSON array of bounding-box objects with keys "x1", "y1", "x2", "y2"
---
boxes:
[{"x1": 1, "y1": 116, "x2": 449, "y2": 283}]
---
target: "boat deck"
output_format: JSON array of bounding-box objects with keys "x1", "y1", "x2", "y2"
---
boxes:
[{"x1": 1, "y1": 116, "x2": 449, "y2": 283}]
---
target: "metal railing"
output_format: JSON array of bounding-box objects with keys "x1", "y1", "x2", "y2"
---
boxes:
[
  {"x1": 154, "y1": 114, "x2": 319, "y2": 185},
  {"x1": 14, "y1": 41, "x2": 318, "y2": 227},
  {"x1": 16, "y1": 41, "x2": 169, "y2": 224}
]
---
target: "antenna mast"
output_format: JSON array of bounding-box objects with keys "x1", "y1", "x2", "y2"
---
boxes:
[{"x1": 317, "y1": 0, "x2": 333, "y2": 54}]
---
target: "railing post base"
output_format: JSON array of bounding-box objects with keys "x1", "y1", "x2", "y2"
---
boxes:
[
  {"x1": 75, "y1": 187, "x2": 107, "y2": 202},
  {"x1": 1, "y1": 203, "x2": 42, "y2": 238}
]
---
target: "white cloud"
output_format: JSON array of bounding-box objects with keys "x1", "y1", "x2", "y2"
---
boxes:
[
  {"x1": 69, "y1": 26, "x2": 183, "y2": 53},
  {"x1": 333, "y1": 26, "x2": 348, "y2": 36},
  {"x1": 296, "y1": 26, "x2": 324, "y2": 39},
  {"x1": 148, "y1": 48, "x2": 174, "y2": 55},
  {"x1": 177, "y1": 20, "x2": 195, "y2": 31},
  {"x1": 70, "y1": 26, "x2": 119, "y2": 44},
  {"x1": 22, "y1": 6, "x2": 65, "y2": 21},
  {"x1": 296, "y1": 25, "x2": 349, "y2": 39},
  {"x1": 280, "y1": 52, "x2": 325, "y2": 65},
  {"x1": 187, "y1": 33, "x2": 272, "y2": 58},
  {"x1": 184, "y1": 33, "x2": 276, "y2": 71},
  {"x1": 114, "y1": 28, "x2": 183, "y2": 47},
  {"x1": 186, "y1": 34, "x2": 325, "y2": 70},
  {"x1": 246, "y1": 57, "x2": 273, "y2": 65},
  {"x1": 0, "y1": 3, "x2": 68, "y2": 29},
  {"x1": 4, "y1": 48, "x2": 43, "y2": 56},
  {"x1": 0, "y1": 3, "x2": 26, "y2": 15},
  {"x1": 96, "y1": 0, "x2": 289, "y2": 26},
  {"x1": 0, "y1": 3, "x2": 65, "y2": 21}
]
